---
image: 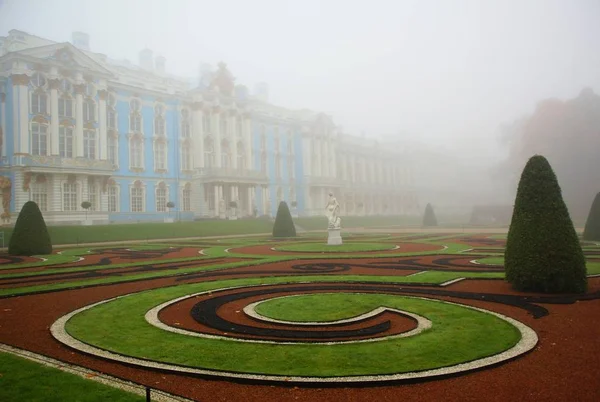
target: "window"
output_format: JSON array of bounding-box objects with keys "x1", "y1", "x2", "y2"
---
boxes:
[
  {"x1": 107, "y1": 109, "x2": 117, "y2": 129},
  {"x1": 181, "y1": 109, "x2": 191, "y2": 138},
  {"x1": 130, "y1": 186, "x2": 144, "y2": 212},
  {"x1": 154, "y1": 104, "x2": 165, "y2": 136},
  {"x1": 130, "y1": 138, "x2": 143, "y2": 168},
  {"x1": 88, "y1": 183, "x2": 98, "y2": 211},
  {"x1": 31, "y1": 92, "x2": 47, "y2": 114},
  {"x1": 83, "y1": 130, "x2": 96, "y2": 159},
  {"x1": 288, "y1": 133, "x2": 294, "y2": 154},
  {"x1": 108, "y1": 136, "x2": 118, "y2": 165},
  {"x1": 182, "y1": 186, "x2": 191, "y2": 211},
  {"x1": 83, "y1": 100, "x2": 95, "y2": 121},
  {"x1": 154, "y1": 116, "x2": 165, "y2": 136},
  {"x1": 181, "y1": 146, "x2": 191, "y2": 171},
  {"x1": 31, "y1": 183, "x2": 47, "y2": 211},
  {"x1": 275, "y1": 156, "x2": 281, "y2": 178},
  {"x1": 58, "y1": 97, "x2": 73, "y2": 117},
  {"x1": 236, "y1": 117, "x2": 242, "y2": 137},
  {"x1": 221, "y1": 116, "x2": 228, "y2": 136},
  {"x1": 274, "y1": 135, "x2": 280, "y2": 154},
  {"x1": 236, "y1": 142, "x2": 245, "y2": 169},
  {"x1": 63, "y1": 183, "x2": 77, "y2": 211},
  {"x1": 154, "y1": 141, "x2": 166, "y2": 170},
  {"x1": 203, "y1": 114, "x2": 211, "y2": 133},
  {"x1": 130, "y1": 99, "x2": 142, "y2": 132},
  {"x1": 288, "y1": 158, "x2": 295, "y2": 179},
  {"x1": 130, "y1": 114, "x2": 142, "y2": 131},
  {"x1": 221, "y1": 140, "x2": 230, "y2": 167},
  {"x1": 59, "y1": 126, "x2": 73, "y2": 158},
  {"x1": 181, "y1": 121, "x2": 191, "y2": 138},
  {"x1": 108, "y1": 185, "x2": 119, "y2": 212},
  {"x1": 204, "y1": 138, "x2": 214, "y2": 168},
  {"x1": 156, "y1": 186, "x2": 167, "y2": 212},
  {"x1": 31, "y1": 123, "x2": 48, "y2": 156},
  {"x1": 261, "y1": 152, "x2": 267, "y2": 173}
]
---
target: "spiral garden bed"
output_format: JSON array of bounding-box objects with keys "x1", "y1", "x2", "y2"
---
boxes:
[{"x1": 1, "y1": 233, "x2": 599, "y2": 401}]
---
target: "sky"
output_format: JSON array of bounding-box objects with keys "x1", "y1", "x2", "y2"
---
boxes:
[{"x1": 1, "y1": 0, "x2": 599, "y2": 164}]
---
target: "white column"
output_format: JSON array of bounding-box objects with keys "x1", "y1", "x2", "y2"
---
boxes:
[
  {"x1": 191, "y1": 103, "x2": 203, "y2": 168},
  {"x1": 0, "y1": 92, "x2": 6, "y2": 158},
  {"x1": 231, "y1": 113, "x2": 238, "y2": 170},
  {"x1": 247, "y1": 186, "x2": 253, "y2": 216},
  {"x1": 244, "y1": 117, "x2": 252, "y2": 170},
  {"x1": 262, "y1": 186, "x2": 268, "y2": 214},
  {"x1": 213, "y1": 184, "x2": 219, "y2": 216},
  {"x1": 12, "y1": 75, "x2": 30, "y2": 154},
  {"x1": 98, "y1": 90, "x2": 107, "y2": 160},
  {"x1": 329, "y1": 139, "x2": 336, "y2": 178},
  {"x1": 302, "y1": 136, "x2": 311, "y2": 176},
  {"x1": 321, "y1": 137, "x2": 328, "y2": 177},
  {"x1": 75, "y1": 83, "x2": 84, "y2": 157},
  {"x1": 49, "y1": 79, "x2": 60, "y2": 156},
  {"x1": 213, "y1": 108, "x2": 221, "y2": 168}
]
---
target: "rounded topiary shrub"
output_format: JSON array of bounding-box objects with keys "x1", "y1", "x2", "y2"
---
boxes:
[
  {"x1": 505, "y1": 155, "x2": 586, "y2": 293},
  {"x1": 583, "y1": 192, "x2": 600, "y2": 241},
  {"x1": 9, "y1": 201, "x2": 52, "y2": 256},
  {"x1": 272, "y1": 201, "x2": 296, "y2": 238},
  {"x1": 422, "y1": 203, "x2": 438, "y2": 227}
]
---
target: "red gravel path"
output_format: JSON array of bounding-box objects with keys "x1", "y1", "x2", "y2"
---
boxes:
[{"x1": 1, "y1": 270, "x2": 599, "y2": 401}]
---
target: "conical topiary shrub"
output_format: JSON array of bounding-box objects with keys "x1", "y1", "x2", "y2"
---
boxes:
[
  {"x1": 9, "y1": 201, "x2": 52, "y2": 256},
  {"x1": 505, "y1": 155, "x2": 586, "y2": 293},
  {"x1": 272, "y1": 201, "x2": 296, "y2": 238},
  {"x1": 583, "y1": 192, "x2": 600, "y2": 241},
  {"x1": 422, "y1": 203, "x2": 438, "y2": 227}
]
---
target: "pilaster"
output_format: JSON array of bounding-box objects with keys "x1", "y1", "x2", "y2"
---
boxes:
[{"x1": 49, "y1": 79, "x2": 60, "y2": 156}]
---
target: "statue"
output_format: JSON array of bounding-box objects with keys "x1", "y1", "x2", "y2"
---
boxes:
[{"x1": 325, "y1": 192, "x2": 341, "y2": 229}]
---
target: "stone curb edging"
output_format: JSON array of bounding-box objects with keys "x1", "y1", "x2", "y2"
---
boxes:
[
  {"x1": 146, "y1": 290, "x2": 432, "y2": 345},
  {"x1": 0, "y1": 343, "x2": 193, "y2": 402},
  {"x1": 50, "y1": 290, "x2": 539, "y2": 384}
]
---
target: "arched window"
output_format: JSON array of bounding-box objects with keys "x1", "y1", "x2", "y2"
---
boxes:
[
  {"x1": 236, "y1": 116, "x2": 242, "y2": 137},
  {"x1": 155, "y1": 182, "x2": 167, "y2": 212},
  {"x1": 204, "y1": 137, "x2": 214, "y2": 168},
  {"x1": 108, "y1": 180, "x2": 120, "y2": 212},
  {"x1": 62, "y1": 181, "x2": 77, "y2": 211},
  {"x1": 130, "y1": 135, "x2": 144, "y2": 169},
  {"x1": 203, "y1": 113, "x2": 211, "y2": 134},
  {"x1": 181, "y1": 109, "x2": 191, "y2": 138},
  {"x1": 31, "y1": 175, "x2": 48, "y2": 211},
  {"x1": 181, "y1": 146, "x2": 192, "y2": 171},
  {"x1": 220, "y1": 115, "x2": 228, "y2": 137},
  {"x1": 221, "y1": 139, "x2": 231, "y2": 168},
  {"x1": 154, "y1": 104, "x2": 165, "y2": 136},
  {"x1": 129, "y1": 99, "x2": 142, "y2": 132},
  {"x1": 130, "y1": 180, "x2": 145, "y2": 212},
  {"x1": 236, "y1": 141, "x2": 245, "y2": 169},
  {"x1": 107, "y1": 93, "x2": 117, "y2": 130},
  {"x1": 182, "y1": 183, "x2": 192, "y2": 212},
  {"x1": 58, "y1": 96, "x2": 73, "y2": 118}
]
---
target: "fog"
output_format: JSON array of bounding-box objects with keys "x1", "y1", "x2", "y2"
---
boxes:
[{"x1": 2, "y1": 0, "x2": 599, "y2": 218}]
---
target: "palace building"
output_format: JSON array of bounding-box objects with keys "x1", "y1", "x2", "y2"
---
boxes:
[{"x1": 0, "y1": 29, "x2": 418, "y2": 224}]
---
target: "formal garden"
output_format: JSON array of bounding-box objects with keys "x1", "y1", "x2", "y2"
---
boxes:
[{"x1": 1, "y1": 156, "x2": 600, "y2": 401}]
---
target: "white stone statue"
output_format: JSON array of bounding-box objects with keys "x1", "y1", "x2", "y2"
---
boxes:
[{"x1": 325, "y1": 192, "x2": 341, "y2": 229}]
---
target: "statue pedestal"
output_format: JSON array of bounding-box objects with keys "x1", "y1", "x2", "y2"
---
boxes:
[{"x1": 327, "y1": 229, "x2": 343, "y2": 245}]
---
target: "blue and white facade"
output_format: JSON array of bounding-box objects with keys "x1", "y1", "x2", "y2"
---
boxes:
[{"x1": 0, "y1": 29, "x2": 418, "y2": 224}]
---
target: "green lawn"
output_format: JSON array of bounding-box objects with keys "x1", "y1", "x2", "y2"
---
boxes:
[
  {"x1": 0, "y1": 352, "x2": 144, "y2": 402},
  {"x1": 0, "y1": 219, "x2": 274, "y2": 245},
  {"x1": 275, "y1": 242, "x2": 396, "y2": 253},
  {"x1": 66, "y1": 279, "x2": 521, "y2": 377}
]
